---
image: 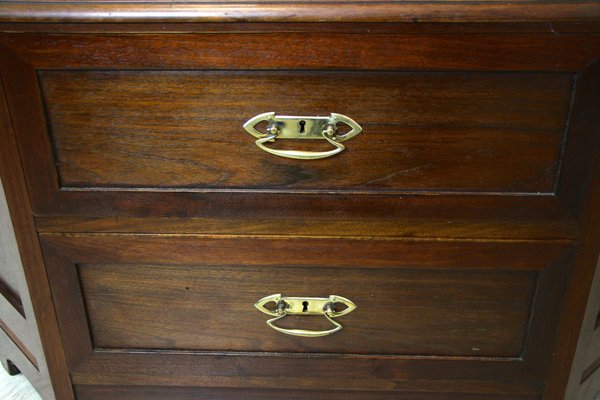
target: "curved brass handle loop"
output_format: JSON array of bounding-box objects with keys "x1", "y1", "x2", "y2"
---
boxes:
[
  {"x1": 254, "y1": 133, "x2": 345, "y2": 160},
  {"x1": 243, "y1": 112, "x2": 361, "y2": 160},
  {"x1": 266, "y1": 313, "x2": 342, "y2": 337},
  {"x1": 254, "y1": 294, "x2": 357, "y2": 338}
]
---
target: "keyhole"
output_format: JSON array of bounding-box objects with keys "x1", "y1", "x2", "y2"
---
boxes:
[
  {"x1": 302, "y1": 301, "x2": 309, "y2": 312},
  {"x1": 299, "y1": 120, "x2": 306, "y2": 133}
]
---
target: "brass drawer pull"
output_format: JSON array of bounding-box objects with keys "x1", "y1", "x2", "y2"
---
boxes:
[
  {"x1": 254, "y1": 294, "x2": 357, "y2": 337},
  {"x1": 243, "y1": 112, "x2": 362, "y2": 160}
]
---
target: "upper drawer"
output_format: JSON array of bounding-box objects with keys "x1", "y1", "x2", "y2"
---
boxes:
[
  {"x1": 40, "y1": 70, "x2": 569, "y2": 193},
  {"x1": 1, "y1": 31, "x2": 600, "y2": 235}
]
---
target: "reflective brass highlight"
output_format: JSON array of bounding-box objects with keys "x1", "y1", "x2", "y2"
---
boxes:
[
  {"x1": 243, "y1": 112, "x2": 362, "y2": 160},
  {"x1": 254, "y1": 294, "x2": 357, "y2": 337}
]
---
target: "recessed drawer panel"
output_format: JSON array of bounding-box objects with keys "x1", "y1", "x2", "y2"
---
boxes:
[
  {"x1": 80, "y1": 263, "x2": 534, "y2": 357},
  {"x1": 40, "y1": 234, "x2": 572, "y2": 395},
  {"x1": 40, "y1": 70, "x2": 570, "y2": 193}
]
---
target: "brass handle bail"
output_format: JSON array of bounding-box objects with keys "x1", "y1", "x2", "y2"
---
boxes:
[
  {"x1": 243, "y1": 112, "x2": 362, "y2": 160},
  {"x1": 254, "y1": 294, "x2": 357, "y2": 337}
]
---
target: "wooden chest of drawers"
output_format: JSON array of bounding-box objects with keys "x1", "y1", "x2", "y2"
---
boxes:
[{"x1": 1, "y1": 2, "x2": 600, "y2": 399}]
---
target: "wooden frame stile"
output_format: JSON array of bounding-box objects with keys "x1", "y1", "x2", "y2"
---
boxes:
[{"x1": 0, "y1": 47, "x2": 74, "y2": 400}]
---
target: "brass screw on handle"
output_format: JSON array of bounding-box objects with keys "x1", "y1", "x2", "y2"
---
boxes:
[
  {"x1": 266, "y1": 122, "x2": 280, "y2": 137},
  {"x1": 323, "y1": 124, "x2": 337, "y2": 140},
  {"x1": 254, "y1": 294, "x2": 357, "y2": 337},
  {"x1": 243, "y1": 112, "x2": 362, "y2": 160}
]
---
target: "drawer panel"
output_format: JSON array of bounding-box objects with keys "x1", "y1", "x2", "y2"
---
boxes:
[
  {"x1": 40, "y1": 70, "x2": 570, "y2": 193},
  {"x1": 80, "y1": 263, "x2": 535, "y2": 357},
  {"x1": 40, "y1": 234, "x2": 572, "y2": 395},
  {"x1": 2, "y1": 32, "x2": 599, "y2": 231}
]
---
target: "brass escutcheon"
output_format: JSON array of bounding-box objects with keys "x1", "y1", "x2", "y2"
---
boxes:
[
  {"x1": 254, "y1": 294, "x2": 357, "y2": 337},
  {"x1": 243, "y1": 112, "x2": 362, "y2": 160}
]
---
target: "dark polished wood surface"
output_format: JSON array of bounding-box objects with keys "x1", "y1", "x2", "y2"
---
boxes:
[
  {"x1": 80, "y1": 263, "x2": 535, "y2": 356},
  {"x1": 74, "y1": 385, "x2": 543, "y2": 400},
  {"x1": 1, "y1": 31, "x2": 597, "y2": 239},
  {"x1": 0, "y1": 4, "x2": 600, "y2": 400},
  {"x1": 38, "y1": 234, "x2": 571, "y2": 396},
  {"x1": 1, "y1": 1, "x2": 600, "y2": 24},
  {"x1": 0, "y1": 53, "x2": 74, "y2": 400},
  {"x1": 40, "y1": 70, "x2": 570, "y2": 192}
]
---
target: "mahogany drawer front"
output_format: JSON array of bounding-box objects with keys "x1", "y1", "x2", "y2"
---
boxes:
[
  {"x1": 1, "y1": 32, "x2": 599, "y2": 236},
  {"x1": 39, "y1": 234, "x2": 573, "y2": 396}
]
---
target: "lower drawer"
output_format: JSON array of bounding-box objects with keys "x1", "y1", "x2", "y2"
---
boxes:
[{"x1": 39, "y1": 234, "x2": 572, "y2": 397}]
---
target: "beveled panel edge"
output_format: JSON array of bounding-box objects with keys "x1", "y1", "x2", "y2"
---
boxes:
[{"x1": 0, "y1": 2, "x2": 600, "y2": 24}]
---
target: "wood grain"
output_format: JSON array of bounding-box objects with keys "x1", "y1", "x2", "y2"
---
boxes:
[
  {"x1": 3, "y1": 33, "x2": 600, "y2": 72},
  {"x1": 0, "y1": 11, "x2": 599, "y2": 400},
  {"x1": 70, "y1": 351, "x2": 542, "y2": 393},
  {"x1": 0, "y1": 59, "x2": 73, "y2": 399},
  {"x1": 33, "y1": 216, "x2": 580, "y2": 240},
  {"x1": 40, "y1": 70, "x2": 571, "y2": 193},
  {"x1": 2, "y1": 31, "x2": 596, "y2": 231},
  {"x1": 79, "y1": 263, "x2": 536, "y2": 357},
  {"x1": 1, "y1": 2, "x2": 600, "y2": 24},
  {"x1": 38, "y1": 233, "x2": 572, "y2": 397},
  {"x1": 74, "y1": 384, "x2": 542, "y2": 400},
  {"x1": 39, "y1": 234, "x2": 574, "y2": 272},
  {"x1": 3, "y1": 22, "x2": 600, "y2": 35}
]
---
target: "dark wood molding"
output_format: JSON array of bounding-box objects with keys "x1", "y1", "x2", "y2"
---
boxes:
[{"x1": 1, "y1": 2, "x2": 600, "y2": 24}]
